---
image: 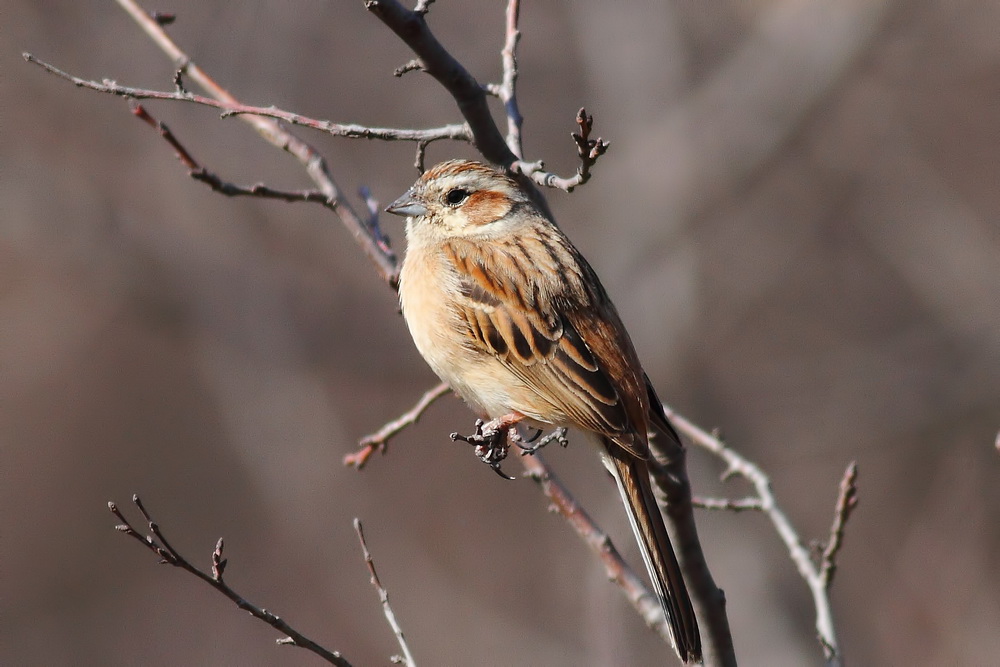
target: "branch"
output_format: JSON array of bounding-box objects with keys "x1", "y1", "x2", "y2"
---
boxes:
[
  {"x1": 692, "y1": 496, "x2": 764, "y2": 512},
  {"x1": 819, "y1": 462, "x2": 859, "y2": 589},
  {"x1": 365, "y1": 0, "x2": 516, "y2": 168},
  {"x1": 347, "y1": 395, "x2": 677, "y2": 644},
  {"x1": 25, "y1": 52, "x2": 470, "y2": 145},
  {"x1": 520, "y1": 454, "x2": 674, "y2": 644},
  {"x1": 346, "y1": 382, "x2": 451, "y2": 469},
  {"x1": 662, "y1": 405, "x2": 858, "y2": 666},
  {"x1": 646, "y1": 422, "x2": 737, "y2": 667},
  {"x1": 109, "y1": 496, "x2": 350, "y2": 666},
  {"x1": 513, "y1": 108, "x2": 609, "y2": 192},
  {"x1": 486, "y1": 0, "x2": 525, "y2": 159},
  {"x1": 29, "y1": 0, "x2": 402, "y2": 288},
  {"x1": 354, "y1": 520, "x2": 417, "y2": 666},
  {"x1": 130, "y1": 102, "x2": 334, "y2": 205}
]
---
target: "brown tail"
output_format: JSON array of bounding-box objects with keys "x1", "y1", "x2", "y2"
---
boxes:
[{"x1": 603, "y1": 439, "x2": 702, "y2": 664}]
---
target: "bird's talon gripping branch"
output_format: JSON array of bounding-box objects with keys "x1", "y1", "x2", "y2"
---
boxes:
[
  {"x1": 517, "y1": 427, "x2": 569, "y2": 455},
  {"x1": 450, "y1": 414, "x2": 527, "y2": 479}
]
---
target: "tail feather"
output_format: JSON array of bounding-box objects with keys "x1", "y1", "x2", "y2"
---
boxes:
[{"x1": 603, "y1": 439, "x2": 702, "y2": 664}]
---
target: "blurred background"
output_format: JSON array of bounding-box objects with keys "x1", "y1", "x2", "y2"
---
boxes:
[{"x1": 4, "y1": 1, "x2": 999, "y2": 664}]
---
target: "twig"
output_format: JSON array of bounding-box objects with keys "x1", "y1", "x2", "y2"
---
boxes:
[
  {"x1": 512, "y1": 108, "x2": 609, "y2": 192},
  {"x1": 366, "y1": 0, "x2": 516, "y2": 168},
  {"x1": 663, "y1": 404, "x2": 858, "y2": 666},
  {"x1": 109, "y1": 496, "x2": 350, "y2": 666},
  {"x1": 130, "y1": 102, "x2": 333, "y2": 205},
  {"x1": 413, "y1": 0, "x2": 435, "y2": 16},
  {"x1": 367, "y1": 2, "x2": 607, "y2": 197},
  {"x1": 487, "y1": 0, "x2": 525, "y2": 159},
  {"x1": 23, "y1": 54, "x2": 471, "y2": 145},
  {"x1": 36, "y1": 0, "x2": 401, "y2": 288},
  {"x1": 520, "y1": 454, "x2": 674, "y2": 645},
  {"x1": 358, "y1": 186, "x2": 394, "y2": 257},
  {"x1": 345, "y1": 383, "x2": 451, "y2": 469},
  {"x1": 819, "y1": 462, "x2": 859, "y2": 589},
  {"x1": 354, "y1": 519, "x2": 417, "y2": 666},
  {"x1": 692, "y1": 496, "x2": 764, "y2": 512}
]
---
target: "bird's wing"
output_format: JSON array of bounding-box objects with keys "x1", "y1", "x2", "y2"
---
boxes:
[{"x1": 441, "y1": 234, "x2": 650, "y2": 458}]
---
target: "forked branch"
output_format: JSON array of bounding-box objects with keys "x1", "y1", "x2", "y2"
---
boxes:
[
  {"x1": 662, "y1": 405, "x2": 859, "y2": 666},
  {"x1": 109, "y1": 496, "x2": 350, "y2": 666}
]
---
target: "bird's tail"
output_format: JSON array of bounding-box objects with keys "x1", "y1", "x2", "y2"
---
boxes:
[{"x1": 602, "y1": 438, "x2": 702, "y2": 664}]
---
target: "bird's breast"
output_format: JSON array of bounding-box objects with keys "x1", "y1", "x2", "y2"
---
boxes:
[{"x1": 399, "y1": 243, "x2": 549, "y2": 421}]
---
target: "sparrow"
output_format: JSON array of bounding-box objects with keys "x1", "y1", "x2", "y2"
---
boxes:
[{"x1": 386, "y1": 159, "x2": 701, "y2": 663}]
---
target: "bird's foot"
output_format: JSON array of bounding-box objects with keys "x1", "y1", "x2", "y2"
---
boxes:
[
  {"x1": 515, "y1": 427, "x2": 569, "y2": 455},
  {"x1": 451, "y1": 415, "x2": 523, "y2": 480}
]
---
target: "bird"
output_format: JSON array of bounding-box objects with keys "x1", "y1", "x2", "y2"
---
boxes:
[{"x1": 386, "y1": 159, "x2": 701, "y2": 663}]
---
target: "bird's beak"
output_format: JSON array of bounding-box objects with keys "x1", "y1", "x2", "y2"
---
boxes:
[{"x1": 385, "y1": 190, "x2": 428, "y2": 218}]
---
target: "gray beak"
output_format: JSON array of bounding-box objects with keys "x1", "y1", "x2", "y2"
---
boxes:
[{"x1": 385, "y1": 190, "x2": 428, "y2": 217}]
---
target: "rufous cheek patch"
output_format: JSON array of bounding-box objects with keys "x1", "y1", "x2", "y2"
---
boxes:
[{"x1": 464, "y1": 190, "x2": 512, "y2": 225}]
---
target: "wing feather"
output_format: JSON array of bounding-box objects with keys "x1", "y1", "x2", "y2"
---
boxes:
[{"x1": 442, "y1": 235, "x2": 649, "y2": 457}]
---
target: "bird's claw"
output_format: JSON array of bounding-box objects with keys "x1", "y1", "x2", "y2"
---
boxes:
[
  {"x1": 515, "y1": 427, "x2": 569, "y2": 455},
  {"x1": 451, "y1": 419, "x2": 516, "y2": 480}
]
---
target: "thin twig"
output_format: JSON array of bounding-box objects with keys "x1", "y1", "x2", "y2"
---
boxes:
[
  {"x1": 353, "y1": 519, "x2": 417, "y2": 666},
  {"x1": 367, "y1": 1, "x2": 605, "y2": 204},
  {"x1": 51, "y1": 0, "x2": 400, "y2": 288},
  {"x1": 130, "y1": 102, "x2": 333, "y2": 205},
  {"x1": 345, "y1": 383, "x2": 451, "y2": 469},
  {"x1": 493, "y1": 0, "x2": 524, "y2": 158},
  {"x1": 109, "y1": 496, "x2": 350, "y2": 666},
  {"x1": 520, "y1": 454, "x2": 673, "y2": 645},
  {"x1": 819, "y1": 462, "x2": 859, "y2": 589},
  {"x1": 663, "y1": 404, "x2": 857, "y2": 666},
  {"x1": 692, "y1": 496, "x2": 765, "y2": 512},
  {"x1": 413, "y1": 0, "x2": 435, "y2": 16},
  {"x1": 513, "y1": 108, "x2": 609, "y2": 192},
  {"x1": 24, "y1": 54, "x2": 471, "y2": 144},
  {"x1": 366, "y1": 0, "x2": 516, "y2": 168}
]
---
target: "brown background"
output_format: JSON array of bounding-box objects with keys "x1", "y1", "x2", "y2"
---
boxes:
[{"x1": 4, "y1": 1, "x2": 999, "y2": 665}]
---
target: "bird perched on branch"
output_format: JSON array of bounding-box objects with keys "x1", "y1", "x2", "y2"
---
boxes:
[{"x1": 387, "y1": 159, "x2": 702, "y2": 663}]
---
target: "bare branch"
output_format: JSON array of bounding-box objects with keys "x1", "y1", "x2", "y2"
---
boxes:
[
  {"x1": 354, "y1": 520, "x2": 417, "y2": 666},
  {"x1": 346, "y1": 383, "x2": 452, "y2": 469},
  {"x1": 494, "y1": 0, "x2": 525, "y2": 158},
  {"x1": 692, "y1": 496, "x2": 764, "y2": 512},
  {"x1": 130, "y1": 102, "x2": 334, "y2": 205},
  {"x1": 394, "y1": 59, "x2": 425, "y2": 77},
  {"x1": 38, "y1": 0, "x2": 402, "y2": 288},
  {"x1": 413, "y1": 0, "x2": 435, "y2": 16},
  {"x1": 109, "y1": 496, "x2": 350, "y2": 666},
  {"x1": 513, "y1": 108, "x2": 609, "y2": 192},
  {"x1": 646, "y1": 424, "x2": 736, "y2": 667},
  {"x1": 819, "y1": 462, "x2": 859, "y2": 589},
  {"x1": 662, "y1": 405, "x2": 857, "y2": 666},
  {"x1": 366, "y1": 0, "x2": 516, "y2": 168},
  {"x1": 24, "y1": 54, "x2": 471, "y2": 145},
  {"x1": 520, "y1": 454, "x2": 674, "y2": 644}
]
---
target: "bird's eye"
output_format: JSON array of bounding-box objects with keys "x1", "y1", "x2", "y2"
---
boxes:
[{"x1": 444, "y1": 188, "x2": 469, "y2": 206}]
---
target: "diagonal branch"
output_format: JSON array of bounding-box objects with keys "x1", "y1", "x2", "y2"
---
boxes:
[
  {"x1": 129, "y1": 102, "x2": 334, "y2": 206},
  {"x1": 346, "y1": 382, "x2": 452, "y2": 469},
  {"x1": 69, "y1": 0, "x2": 400, "y2": 288},
  {"x1": 366, "y1": 0, "x2": 516, "y2": 168},
  {"x1": 520, "y1": 454, "x2": 674, "y2": 644},
  {"x1": 109, "y1": 496, "x2": 350, "y2": 666},
  {"x1": 354, "y1": 520, "x2": 417, "y2": 667}
]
